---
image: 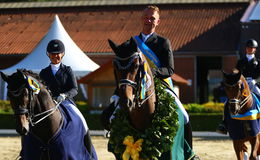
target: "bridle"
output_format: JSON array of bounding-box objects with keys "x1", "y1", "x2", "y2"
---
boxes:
[
  {"x1": 113, "y1": 52, "x2": 155, "y2": 107},
  {"x1": 224, "y1": 79, "x2": 252, "y2": 112},
  {"x1": 8, "y1": 75, "x2": 60, "y2": 126}
]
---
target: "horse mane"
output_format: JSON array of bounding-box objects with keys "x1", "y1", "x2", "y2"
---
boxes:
[
  {"x1": 18, "y1": 69, "x2": 40, "y2": 80},
  {"x1": 17, "y1": 68, "x2": 48, "y2": 87}
]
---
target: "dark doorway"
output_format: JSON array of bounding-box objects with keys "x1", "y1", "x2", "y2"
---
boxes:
[{"x1": 197, "y1": 56, "x2": 222, "y2": 104}]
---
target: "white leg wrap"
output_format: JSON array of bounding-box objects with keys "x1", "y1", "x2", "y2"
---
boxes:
[{"x1": 257, "y1": 155, "x2": 260, "y2": 160}]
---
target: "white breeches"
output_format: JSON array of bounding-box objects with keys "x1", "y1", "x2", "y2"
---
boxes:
[
  {"x1": 62, "y1": 100, "x2": 89, "y2": 132},
  {"x1": 165, "y1": 89, "x2": 189, "y2": 124},
  {"x1": 246, "y1": 78, "x2": 260, "y2": 97}
]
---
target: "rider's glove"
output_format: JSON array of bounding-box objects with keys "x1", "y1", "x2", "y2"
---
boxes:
[{"x1": 57, "y1": 93, "x2": 66, "y2": 103}]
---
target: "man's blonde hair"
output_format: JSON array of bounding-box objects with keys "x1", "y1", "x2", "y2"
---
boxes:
[{"x1": 144, "y1": 5, "x2": 160, "y2": 15}]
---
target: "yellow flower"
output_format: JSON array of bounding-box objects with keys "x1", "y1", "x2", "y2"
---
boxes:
[{"x1": 122, "y1": 136, "x2": 144, "y2": 160}]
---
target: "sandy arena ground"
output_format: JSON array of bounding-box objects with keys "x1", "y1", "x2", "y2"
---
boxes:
[{"x1": 0, "y1": 135, "x2": 241, "y2": 160}]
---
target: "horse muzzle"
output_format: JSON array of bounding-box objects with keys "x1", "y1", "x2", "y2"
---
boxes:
[
  {"x1": 228, "y1": 99, "x2": 240, "y2": 115},
  {"x1": 15, "y1": 115, "x2": 29, "y2": 135}
]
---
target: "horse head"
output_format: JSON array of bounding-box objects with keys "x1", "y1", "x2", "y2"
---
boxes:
[
  {"x1": 108, "y1": 37, "x2": 155, "y2": 130},
  {"x1": 1, "y1": 69, "x2": 56, "y2": 136},
  {"x1": 223, "y1": 69, "x2": 252, "y2": 115}
]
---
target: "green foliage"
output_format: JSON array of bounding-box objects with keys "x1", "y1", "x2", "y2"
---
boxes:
[
  {"x1": 184, "y1": 102, "x2": 224, "y2": 113},
  {"x1": 0, "y1": 98, "x2": 225, "y2": 115},
  {"x1": 76, "y1": 101, "x2": 89, "y2": 113},
  {"x1": 108, "y1": 78, "x2": 179, "y2": 160},
  {"x1": 0, "y1": 99, "x2": 223, "y2": 131},
  {"x1": 0, "y1": 100, "x2": 13, "y2": 114}
]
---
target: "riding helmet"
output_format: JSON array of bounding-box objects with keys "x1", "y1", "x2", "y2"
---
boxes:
[
  {"x1": 246, "y1": 39, "x2": 258, "y2": 48},
  {"x1": 47, "y1": 39, "x2": 65, "y2": 54}
]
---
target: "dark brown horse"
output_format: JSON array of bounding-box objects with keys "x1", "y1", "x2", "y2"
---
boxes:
[
  {"x1": 106, "y1": 38, "x2": 183, "y2": 160},
  {"x1": 223, "y1": 69, "x2": 260, "y2": 160},
  {"x1": 109, "y1": 38, "x2": 156, "y2": 131},
  {"x1": 0, "y1": 69, "x2": 97, "y2": 160}
]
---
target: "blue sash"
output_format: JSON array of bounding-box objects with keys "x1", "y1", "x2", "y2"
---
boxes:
[
  {"x1": 135, "y1": 36, "x2": 190, "y2": 160},
  {"x1": 134, "y1": 36, "x2": 174, "y2": 89}
]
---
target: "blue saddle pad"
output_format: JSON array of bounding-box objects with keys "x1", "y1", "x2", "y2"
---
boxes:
[
  {"x1": 225, "y1": 94, "x2": 260, "y2": 140},
  {"x1": 20, "y1": 103, "x2": 97, "y2": 160}
]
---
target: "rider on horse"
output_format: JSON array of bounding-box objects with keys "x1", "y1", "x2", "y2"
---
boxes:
[
  {"x1": 102, "y1": 5, "x2": 199, "y2": 160},
  {"x1": 237, "y1": 39, "x2": 260, "y2": 97},
  {"x1": 218, "y1": 39, "x2": 260, "y2": 135}
]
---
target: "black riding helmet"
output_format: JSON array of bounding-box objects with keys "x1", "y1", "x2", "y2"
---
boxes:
[
  {"x1": 246, "y1": 39, "x2": 258, "y2": 48},
  {"x1": 46, "y1": 39, "x2": 65, "y2": 56}
]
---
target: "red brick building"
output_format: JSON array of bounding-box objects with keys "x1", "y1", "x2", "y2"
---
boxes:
[{"x1": 0, "y1": 0, "x2": 249, "y2": 104}]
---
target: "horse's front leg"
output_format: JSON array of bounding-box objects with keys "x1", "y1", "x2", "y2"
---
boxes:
[
  {"x1": 258, "y1": 134, "x2": 260, "y2": 158},
  {"x1": 233, "y1": 139, "x2": 248, "y2": 160},
  {"x1": 248, "y1": 135, "x2": 260, "y2": 160}
]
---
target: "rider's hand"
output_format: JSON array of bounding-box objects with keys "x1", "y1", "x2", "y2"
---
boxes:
[{"x1": 57, "y1": 93, "x2": 66, "y2": 103}]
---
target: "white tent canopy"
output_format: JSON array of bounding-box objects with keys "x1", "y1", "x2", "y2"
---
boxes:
[
  {"x1": 1, "y1": 15, "x2": 99, "y2": 76},
  {"x1": 241, "y1": 1, "x2": 260, "y2": 22},
  {"x1": 0, "y1": 15, "x2": 99, "y2": 100}
]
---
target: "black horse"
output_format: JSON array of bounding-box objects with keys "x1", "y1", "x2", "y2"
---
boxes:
[{"x1": 1, "y1": 69, "x2": 97, "y2": 160}]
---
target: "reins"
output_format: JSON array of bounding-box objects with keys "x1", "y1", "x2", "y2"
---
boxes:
[
  {"x1": 114, "y1": 52, "x2": 155, "y2": 107},
  {"x1": 224, "y1": 79, "x2": 252, "y2": 112},
  {"x1": 8, "y1": 74, "x2": 60, "y2": 127},
  {"x1": 29, "y1": 100, "x2": 61, "y2": 127}
]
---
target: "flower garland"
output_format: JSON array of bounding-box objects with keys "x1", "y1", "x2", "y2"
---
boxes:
[{"x1": 108, "y1": 78, "x2": 179, "y2": 160}]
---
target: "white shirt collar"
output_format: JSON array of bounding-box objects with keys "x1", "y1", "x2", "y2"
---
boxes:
[
  {"x1": 246, "y1": 54, "x2": 255, "y2": 61},
  {"x1": 141, "y1": 32, "x2": 153, "y2": 42},
  {"x1": 50, "y1": 63, "x2": 61, "y2": 75}
]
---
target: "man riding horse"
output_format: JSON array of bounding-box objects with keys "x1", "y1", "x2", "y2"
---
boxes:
[{"x1": 102, "y1": 5, "x2": 199, "y2": 160}]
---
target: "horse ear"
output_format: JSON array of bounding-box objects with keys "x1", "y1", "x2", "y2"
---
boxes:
[
  {"x1": 17, "y1": 69, "x2": 27, "y2": 80},
  {"x1": 0, "y1": 71, "x2": 9, "y2": 83},
  {"x1": 108, "y1": 39, "x2": 118, "y2": 54},
  {"x1": 129, "y1": 37, "x2": 138, "y2": 52},
  {"x1": 222, "y1": 69, "x2": 241, "y2": 85},
  {"x1": 234, "y1": 70, "x2": 241, "y2": 81},
  {"x1": 222, "y1": 70, "x2": 229, "y2": 83}
]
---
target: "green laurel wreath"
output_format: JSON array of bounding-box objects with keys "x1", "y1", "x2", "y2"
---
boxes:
[{"x1": 108, "y1": 78, "x2": 179, "y2": 160}]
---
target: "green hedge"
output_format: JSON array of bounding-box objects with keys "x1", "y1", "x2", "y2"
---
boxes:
[
  {"x1": 0, "y1": 113, "x2": 222, "y2": 131},
  {"x1": 189, "y1": 113, "x2": 223, "y2": 131},
  {"x1": 0, "y1": 100, "x2": 224, "y2": 131},
  {"x1": 184, "y1": 102, "x2": 224, "y2": 113}
]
